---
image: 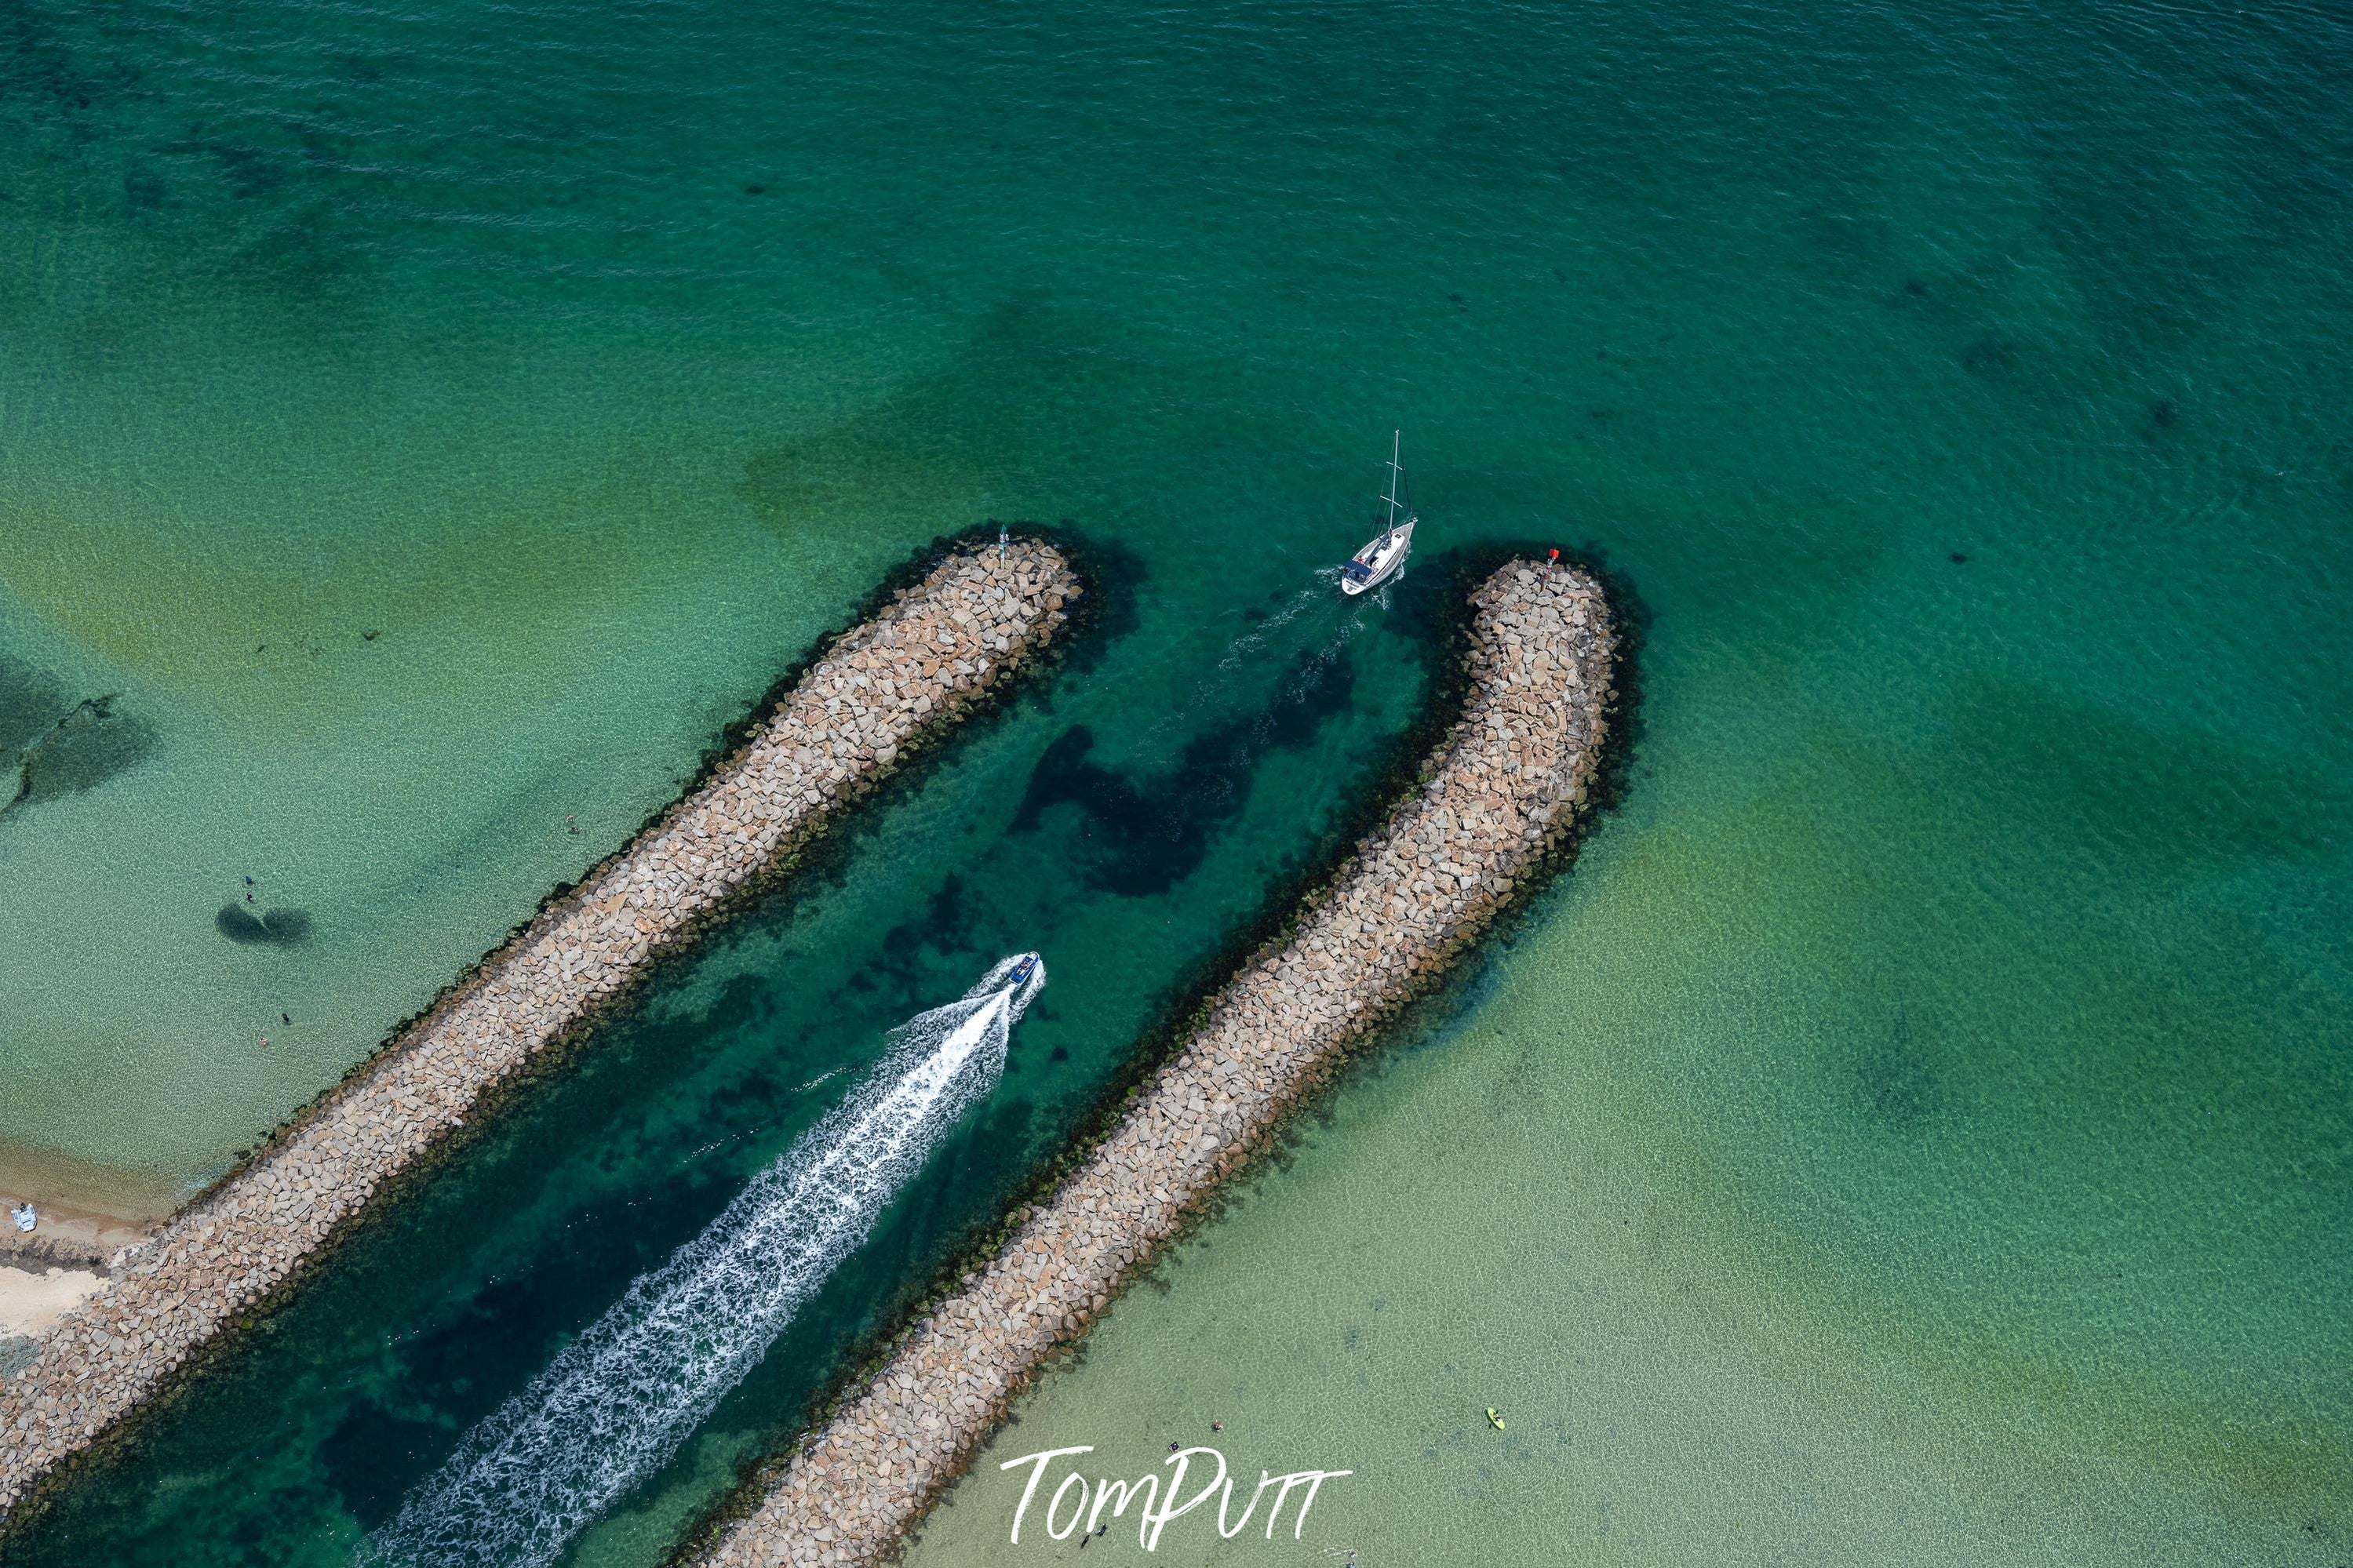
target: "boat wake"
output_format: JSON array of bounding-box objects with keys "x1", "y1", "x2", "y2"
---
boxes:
[
  {"x1": 362, "y1": 955, "x2": 1046, "y2": 1568},
  {"x1": 1127, "y1": 559, "x2": 1376, "y2": 751},
  {"x1": 1218, "y1": 578, "x2": 1332, "y2": 672}
]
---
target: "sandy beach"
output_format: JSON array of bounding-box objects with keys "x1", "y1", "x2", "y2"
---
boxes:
[
  {"x1": 0, "y1": 1137, "x2": 180, "y2": 1235},
  {"x1": 0, "y1": 1266, "x2": 104, "y2": 1348},
  {"x1": 0, "y1": 1191, "x2": 133, "y2": 1359}
]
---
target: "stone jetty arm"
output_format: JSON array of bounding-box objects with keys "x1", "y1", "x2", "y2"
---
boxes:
[
  {"x1": 699, "y1": 560, "x2": 1615, "y2": 1568},
  {"x1": 0, "y1": 540, "x2": 1078, "y2": 1518}
]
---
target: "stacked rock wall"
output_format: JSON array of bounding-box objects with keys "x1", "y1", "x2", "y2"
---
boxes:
[
  {"x1": 701, "y1": 559, "x2": 1615, "y2": 1568},
  {"x1": 0, "y1": 540, "x2": 1077, "y2": 1519}
]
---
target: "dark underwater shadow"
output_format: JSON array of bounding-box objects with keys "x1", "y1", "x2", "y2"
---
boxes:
[
  {"x1": 0, "y1": 655, "x2": 69, "y2": 755},
  {"x1": 1008, "y1": 639, "x2": 1358, "y2": 897},
  {"x1": 0, "y1": 657, "x2": 160, "y2": 818},
  {"x1": 214, "y1": 905, "x2": 314, "y2": 946}
]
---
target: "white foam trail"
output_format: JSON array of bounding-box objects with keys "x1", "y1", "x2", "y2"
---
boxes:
[
  {"x1": 1130, "y1": 575, "x2": 1360, "y2": 762},
  {"x1": 1216, "y1": 579, "x2": 1331, "y2": 672},
  {"x1": 363, "y1": 955, "x2": 1047, "y2": 1568}
]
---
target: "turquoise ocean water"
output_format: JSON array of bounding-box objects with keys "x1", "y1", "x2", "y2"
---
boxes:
[{"x1": 2, "y1": 0, "x2": 2347, "y2": 1563}]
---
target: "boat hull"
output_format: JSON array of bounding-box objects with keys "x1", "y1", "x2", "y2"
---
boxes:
[{"x1": 1340, "y1": 519, "x2": 1415, "y2": 595}]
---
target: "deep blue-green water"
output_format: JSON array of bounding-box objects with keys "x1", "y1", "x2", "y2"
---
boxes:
[{"x1": 1, "y1": 1, "x2": 2347, "y2": 1563}]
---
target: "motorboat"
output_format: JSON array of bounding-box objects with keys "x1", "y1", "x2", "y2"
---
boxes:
[
  {"x1": 1340, "y1": 431, "x2": 1417, "y2": 596},
  {"x1": 996, "y1": 951, "x2": 1047, "y2": 1012}
]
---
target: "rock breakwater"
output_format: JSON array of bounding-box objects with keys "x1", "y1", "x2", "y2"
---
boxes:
[
  {"x1": 0, "y1": 538, "x2": 1078, "y2": 1520},
  {"x1": 694, "y1": 559, "x2": 1615, "y2": 1568}
]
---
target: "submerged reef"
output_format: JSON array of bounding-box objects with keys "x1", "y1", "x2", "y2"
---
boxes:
[
  {"x1": 0, "y1": 659, "x2": 157, "y2": 820},
  {"x1": 212, "y1": 905, "x2": 315, "y2": 946},
  {"x1": 1011, "y1": 637, "x2": 1353, "y2": 897}
]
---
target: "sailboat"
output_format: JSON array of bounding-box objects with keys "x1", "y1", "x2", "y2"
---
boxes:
[{"x1": 1339, "y1": 431, "x2": 1417, "y2": 596}]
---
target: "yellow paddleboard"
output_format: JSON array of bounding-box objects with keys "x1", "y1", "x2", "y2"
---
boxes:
[{"x1": 1486, "y1": 1407, "x2": 1506, "y2": 1431}]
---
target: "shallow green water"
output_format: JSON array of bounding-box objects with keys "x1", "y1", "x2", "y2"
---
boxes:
[{"x1": 2, "y1": 0, "x2": 2348, "y2": 1563}]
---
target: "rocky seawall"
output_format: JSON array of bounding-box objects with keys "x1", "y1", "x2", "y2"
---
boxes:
[
  {"x1": 0, "y1": 539, "x2": 1079, "y2": 1520},
  {"x1": 695, "y1": 559, "x2": 1615, "y2": 1568}
]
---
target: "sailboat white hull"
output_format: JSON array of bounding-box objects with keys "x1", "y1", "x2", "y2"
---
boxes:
[
  {"x1": 1340, "y1": 518, "x2": 1414, "y2": 595},
  {"x1": 1342, "y1": 431, "x2": 1419, "y2": 596}
]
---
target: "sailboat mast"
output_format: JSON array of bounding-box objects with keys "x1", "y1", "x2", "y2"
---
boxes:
[{"x1": 1385, "y1": 430, "x2": 1402, "y2": 530}]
